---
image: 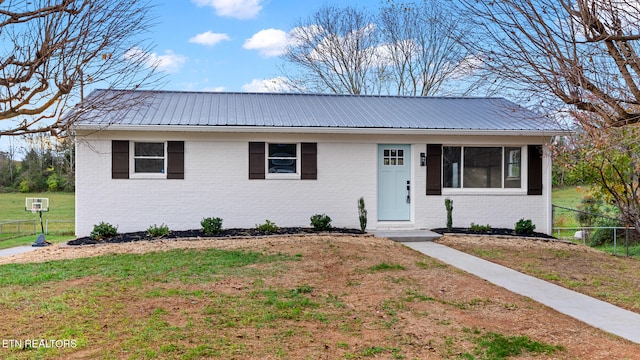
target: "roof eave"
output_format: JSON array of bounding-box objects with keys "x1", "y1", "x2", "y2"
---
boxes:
[{"x1": 73, "y1": 124, "x2": 569, "y2": 137}]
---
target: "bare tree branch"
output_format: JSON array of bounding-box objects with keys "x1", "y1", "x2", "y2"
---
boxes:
[
  {"x1": 458, "y1": 0, "x2": 640, "y2": 127},
  {"x1": 0, "y1": 0, "x2": 161, "y2": 136},
  {"x1": 283, "y1": 5, "x2": 380, "y2": 95},
  {"x1": 378, "y1": 0, "x2": 472, "y2": 96},
  {"x1": 281, "y1": 1, "x2": 473, "y2": 96}
]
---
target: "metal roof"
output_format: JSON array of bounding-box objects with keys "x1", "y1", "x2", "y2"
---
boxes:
[{"x1": 72, "y1": 89, "x2": 563, "y2": 133}]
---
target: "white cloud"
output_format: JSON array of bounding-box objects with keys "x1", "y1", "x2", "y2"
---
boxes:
[
  {"x1": 202, "y1": 86, "x2": 227, "y2": 92},
  {"x1": 192, "y1": 0, "x2": 263, "y2": 19},
  {"x1": 243, "y1": 28, "x2": 289, "y2": 57},
  {"x1": 242, "y1": 77, "x2": 292, "y2": 92},
  {"x1": 189, "y1": 31, "x2": 231, "y2": 47},
  {"x1": 125, "y1": 47, "x2": 187, "y2": 73}
]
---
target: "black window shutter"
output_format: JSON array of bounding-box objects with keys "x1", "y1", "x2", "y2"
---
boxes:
[
  {"x1": 112, "y1": 140, "x2": 129, "y2": 179},
  {"x1": 167, "y1": 141, "x2": 184, "y2": 179},
  {"x1": 527, "y1": 145, "x2": 543, "y2": 195},
  {"x1": 301, "y1": 143, "x2": 317, "y2": 180},
  {"x1": 249, "y1": 142, "x2": 265, "y2": 179},
  {"x1": 426, "y1": 144, "x2": 442, "y2": 195}
]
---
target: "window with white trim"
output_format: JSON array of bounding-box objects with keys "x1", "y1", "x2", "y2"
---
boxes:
[
  {"x1": 133, "y1": 142, "x2": 165, "y2": 174},
  {"x1": 267, "y1": 143, "x2": 299, "y2": 177},
  {"x1": 443, "y1": 146, "x2": 522, "y2": 189}
]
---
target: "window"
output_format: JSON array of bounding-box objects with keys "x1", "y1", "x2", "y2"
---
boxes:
[
  {"x1": 134, "y1": 142, "x2": 165, "y2": 174},
  {"x1": 383, "y1": 149, "x2": 405, "y2": 166},
  {"x1": 267, "y1": 143, "x2": 298, "y2": 175},
  {"x1": 443, "y1": 146, "x2": 522, "y2": 189},
  {"x1": 505, "y1": 147, "x2": 521, "y2": 188},
  {"x1": 111, "y1": 140, "x2": 184, "y2": 180},
  {"x1": 249, "y1": 142, "x2": 317, "y2": 180}
]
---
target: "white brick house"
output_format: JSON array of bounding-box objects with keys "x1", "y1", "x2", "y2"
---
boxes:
[{"x1": 72, "y1": 90, "x2": 565, "y2": 237}]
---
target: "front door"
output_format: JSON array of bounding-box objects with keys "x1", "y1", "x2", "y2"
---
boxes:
[{"x1": 378, "y1": 144, "x2": 411, "y2": 221}]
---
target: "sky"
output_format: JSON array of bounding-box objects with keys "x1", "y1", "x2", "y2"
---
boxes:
[
  {"x1": 1, "y1": 0, "x2": 380, "y2": 155},
  {"x1": 146, "y1": 0, "x2": 380, "y2": 93}
]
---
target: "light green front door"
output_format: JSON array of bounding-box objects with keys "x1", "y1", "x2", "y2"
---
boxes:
[{"x1": 378, "y1": 145, "x2": 411, "y2": 221}]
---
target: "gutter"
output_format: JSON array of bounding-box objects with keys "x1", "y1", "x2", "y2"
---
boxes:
[{"x1": 73, "y1": 124, "x2": 570, "y2": 137}]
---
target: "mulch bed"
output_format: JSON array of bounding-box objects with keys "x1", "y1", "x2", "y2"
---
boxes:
[
  {"x1": 431, "y1": 227, "x2": 556, "y2": 239},
  {"x1": 67, "y1": 227, "x2": 365, "y2": 246},
  {"x1": 68, "y1": 227, "x2": 554, "y2": 246}
]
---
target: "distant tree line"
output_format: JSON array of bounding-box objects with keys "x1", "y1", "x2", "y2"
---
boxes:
[{"x1": 0, "y1": 135, "x2": 74, "y2": 193}]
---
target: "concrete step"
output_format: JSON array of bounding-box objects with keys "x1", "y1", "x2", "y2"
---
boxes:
[{"x1": 372, "y1": 230, "x2": 441, "y2": 242}]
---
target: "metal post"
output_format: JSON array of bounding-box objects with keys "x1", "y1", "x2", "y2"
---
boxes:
[
  {"x1": 626, "y1": 225, "x2": 630, "y2": 257},
  {"x1": 614, "y1": 227, "x2": 617, "y2": 256},
  {"x1": 39, "y1": 211, "x2": 44, "y2": 234}
]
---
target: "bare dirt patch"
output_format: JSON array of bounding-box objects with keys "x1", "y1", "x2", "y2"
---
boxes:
[
  {"x1": 438, "y1": 234, "x2": 640, "y2": 313},
  {"x1": 1, "y1": 235, "x2": 638, "y2": 359}
]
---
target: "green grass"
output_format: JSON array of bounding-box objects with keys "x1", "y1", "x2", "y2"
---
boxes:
[
  {"x1": 0, "y1": 248, "x2": 306, "y2": 359},
  {"x1": 552, "y1": 186, "x2": 585, "y2": 228},
  {"x1": 552, "y1": 186, "x2": 588, "y2": 210},
  {"x1": 552, "y1": 186, "x2": 591, "y2": 237},
  {"x1": 467, "y1": 332, "x2": 565, "y2": 359},
  {"x1": 596, "y1": 243, "x2": 640, "y2": 258},
  {"x1": 0, "y1": 192, "x2": 74, "y2": 220},
  {"x1": 0, "y1": 248, "x2": 291, "y2": 287},
  {"x1": 0, "y1": 192, "x2": 75, "y2": 248},
  {"x1": 368, "y1": 262, "x2": 406, "y2": 272}
]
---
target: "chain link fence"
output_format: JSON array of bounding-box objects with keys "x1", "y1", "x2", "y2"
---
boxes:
[
  {"x1": 0, "y1": 219, "x2": 74, "y2": 241},
  {"x1": 553, "y1": 205, "x2": 638, "y2": 256}
]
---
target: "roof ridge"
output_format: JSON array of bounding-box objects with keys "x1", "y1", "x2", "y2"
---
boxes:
[{"x1": 93, "y1": 88, "x2": 506, "y2": 101}]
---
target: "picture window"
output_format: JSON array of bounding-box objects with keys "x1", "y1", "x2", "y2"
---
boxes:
[{"x1": 443, "y1": 146, "x2": 522, "y2": 189}]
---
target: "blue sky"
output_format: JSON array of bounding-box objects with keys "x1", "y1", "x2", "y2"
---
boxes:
[
  {"x1": 147, "y1": 0, "x2": 379, "y2": 92},
  {"x1": 0, "y1": 0, "x2": 380, "y2": 153}
]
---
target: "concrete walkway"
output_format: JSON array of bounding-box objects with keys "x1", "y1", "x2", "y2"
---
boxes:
[
  {"x1": 403, "y1": 241, "x2": 640, "y2": 344},
  {"x1": 0, "y1": 245, "x2": 40, "y2": 257}
]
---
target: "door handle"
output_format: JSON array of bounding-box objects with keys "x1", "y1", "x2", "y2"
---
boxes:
[{"x1": 406, "y1": 180, "x2": 411, "y2": 204}]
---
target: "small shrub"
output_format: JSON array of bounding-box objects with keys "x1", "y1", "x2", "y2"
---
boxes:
[
  {"x1": 19, "y1": 179, "x2": 30, "y2": 193},
  {"x1": 147, "y1": 223, "x2": 169, "y2": 238},
  {"x1": 589, "y1": 217, "x2": 621, "y2": 246},
  {"x1": 358, "y1": 197, "x2": 367, "y2": 232},
  {"x1": 515, "y1": 218, "x2": 536, "y2": 235},
  {"x1": 46, "y1": 173, "x2": 60, "y2": 192},
  {"x1": 575, "y1": 195, "x2": 602, "y2": 227},
  {"x1": 470, "y1": 223, "x2": 492, "y2": 233},
  {"x1": 90, "y1": 222, "x2": 118, "y2": 240},
  {"x1": 201, "y1": 217, "x2": 223, "y2": 235},
  {"x1": 256, "y1": 220, "x2": 279, "y2": 233},
  {"x1": 310, "y1": 213, "x2": 332, "y2": 231},
  {"x1": 445, "y1": 198, "x2": 454, "y2": 231}
]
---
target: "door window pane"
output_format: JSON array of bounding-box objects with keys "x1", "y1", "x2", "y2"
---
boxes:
[{"x1": 383, "y1": 148, "x2": 405, "y2": 166}]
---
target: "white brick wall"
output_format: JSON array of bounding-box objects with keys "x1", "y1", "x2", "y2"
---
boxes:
[{"x1": 75, "y1": 131, "x2": 553, "y2": 236}]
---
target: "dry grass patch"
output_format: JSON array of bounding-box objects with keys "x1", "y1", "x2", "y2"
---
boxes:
[{"x1": 0, "y1": 235, "x2": 637, "y2": 359}]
